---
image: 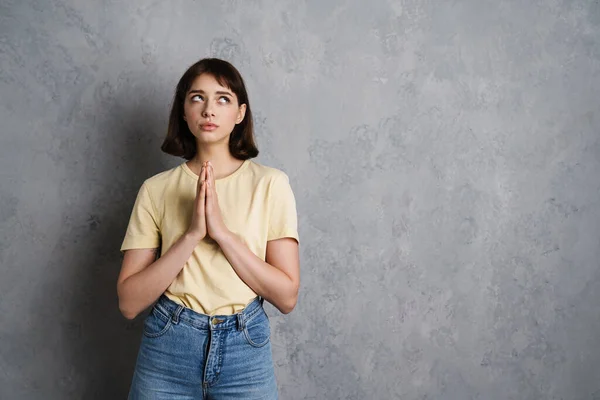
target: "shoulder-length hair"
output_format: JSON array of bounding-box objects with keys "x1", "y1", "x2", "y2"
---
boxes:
[{"x1": 161, "y1": 58, "x2": 259, "y2": 160}]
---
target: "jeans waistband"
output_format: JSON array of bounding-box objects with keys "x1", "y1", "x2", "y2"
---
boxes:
[{"x1": 153, "y1": 294, "x2": 264, "y2": 331}]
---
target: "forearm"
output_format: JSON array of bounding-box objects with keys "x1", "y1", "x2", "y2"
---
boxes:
[
  {"x1": 216, "y1": 231, "x2": 298, "y2": 314},
  {"x1": 118, "y1": 232, "x2": 200, "y2": 319}
]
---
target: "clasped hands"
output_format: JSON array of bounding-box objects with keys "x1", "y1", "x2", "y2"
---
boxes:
[{"x1": 187, "y1": 161, "x2": 230, "y2": 243}]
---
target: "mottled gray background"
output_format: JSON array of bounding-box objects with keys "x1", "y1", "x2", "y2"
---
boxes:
[{"x1": 1, "y1": 0, "x2": 599, "y2": 399}]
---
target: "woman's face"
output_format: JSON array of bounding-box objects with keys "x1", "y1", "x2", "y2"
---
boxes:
[{"x1": 183, "y1": 73, "x2": 246, "y2": 146}]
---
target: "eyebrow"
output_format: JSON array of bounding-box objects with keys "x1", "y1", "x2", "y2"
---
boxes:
[{"x1": 188, "y1": 89, "x2": 233, "y2": 96}]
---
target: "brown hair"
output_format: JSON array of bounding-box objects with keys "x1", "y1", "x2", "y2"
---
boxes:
[{"x1": 161, "y1": 58, "x2": 259, "y2": 160}]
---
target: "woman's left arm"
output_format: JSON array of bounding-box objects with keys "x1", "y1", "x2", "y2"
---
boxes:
[
  {"x1": 216, "y1": 233, "x2": 299, "y2": 314},
  {"x1": 204, "y1": 161, "x2": 300, "y2": 314}
]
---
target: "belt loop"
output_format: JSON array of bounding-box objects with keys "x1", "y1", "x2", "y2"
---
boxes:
[
  {"x1": 172, "y1": 305, "x2": 184, "y2": 325},
  {"x1": 237, "y1": 312, "x2": 245, "y2": 331}
]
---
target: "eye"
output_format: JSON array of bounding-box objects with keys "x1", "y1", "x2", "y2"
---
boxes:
[
  {"x1": 191, "y1": 94, "x2": 203, "y2": 102},
  {"x1": 218, "y1": 96, "x2": 230, "y2": 104}
]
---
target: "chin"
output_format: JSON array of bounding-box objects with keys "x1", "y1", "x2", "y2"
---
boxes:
[{"x1": 195, "y1": 132, "x2": 230, "y2": 145}]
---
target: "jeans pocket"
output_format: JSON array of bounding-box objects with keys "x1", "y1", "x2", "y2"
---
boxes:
[
  {"x1": 143, "y1": 307, "x2": 173, "y2": 338},
  {"x1": 243, "y1": 313, "x2": 271, "y2": 348}
]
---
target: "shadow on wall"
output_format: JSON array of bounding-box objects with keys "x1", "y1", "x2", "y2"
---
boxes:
[{"x1": 42, "y1": 72, "x2": 170, "y2": 397}]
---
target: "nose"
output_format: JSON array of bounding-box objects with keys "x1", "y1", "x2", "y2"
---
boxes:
[{"x1": 202, "y1": 102, "x2": 215, "y2": 118}]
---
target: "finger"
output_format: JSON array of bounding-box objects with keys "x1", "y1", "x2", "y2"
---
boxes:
[
  {"x1": 196, "y1": 167, "x2": 204, "y2": 196},
  {"x1": 206, "y1": 164, "x2": 215, "y2": 190},
  {"x1": 199, "y1": 186, "x2": 206, "y2": 216},
  {"x1": 202, "y1": 166, "x2": 209, "y2": 208},
  {"x1": 210, "y1": 164, "x2": 219, "y2": 198},
  {"x1": 200, "y1": 167, "x2": 207, "y2": 196},
  {"x1": 197, "y1": 165, "x2": 205, "y2": 191},
  {"x1": 204, "y1": 166, "x2": 210, "y2": 200},
  {"x1": 210, "y1": 165, "x2": 217, "y2": 197}
]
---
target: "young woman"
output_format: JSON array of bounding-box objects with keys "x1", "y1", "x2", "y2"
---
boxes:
[{"x1": 117, "y1": 58, "x2": 300, "y2": 399}]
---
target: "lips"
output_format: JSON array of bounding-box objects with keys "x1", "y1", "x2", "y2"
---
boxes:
[{"x1": 200, "y1": 123, "x2": 218, "y2": 131}]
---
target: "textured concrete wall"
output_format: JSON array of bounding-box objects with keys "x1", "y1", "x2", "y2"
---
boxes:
[{"x1": 1, "y1": 1, "x2": 599, "y2": 399}]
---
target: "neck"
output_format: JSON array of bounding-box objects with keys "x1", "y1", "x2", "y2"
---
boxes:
[{"x1": 189, "y1": 146, "x2": 243, "y2": 180}]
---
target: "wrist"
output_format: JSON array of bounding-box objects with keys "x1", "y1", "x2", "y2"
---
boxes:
[
  {"x1": 184, "y1": 229, "x2": 204, "y2": 243},
  {"x1": 214, "y1": 228, "x2": 234, "y2": 246}
]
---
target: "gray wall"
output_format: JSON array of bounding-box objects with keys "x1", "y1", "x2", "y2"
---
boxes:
[{"x1": 1, "y1": 1, "x2": 599, "y2": 399}]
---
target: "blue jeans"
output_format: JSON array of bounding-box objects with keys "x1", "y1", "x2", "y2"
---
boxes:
[{"x1": 128, "y1": 295, "x2": 278, "y2": 399}]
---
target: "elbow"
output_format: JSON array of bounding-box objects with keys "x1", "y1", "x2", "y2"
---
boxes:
[
  {"x1": 280, "y1": 305, "x2": 295, "y2": 315},
  {"x1": 278, "y1": 292, "x2": 298, "y2": 315},
  {"x1": 278, "y1": 281, "x2": 300, "y2": 314},
  {"x1": 117, "y1": 284, "x2": 139, "y2": 320},
  {"x1": 120, "y1": 305, "x2": 139, "y2": 320},
  {"x1": 119, "y1": 300, "x2": 139, "y2": 320}
]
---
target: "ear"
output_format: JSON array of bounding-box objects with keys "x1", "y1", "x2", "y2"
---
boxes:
[
  {"x1": 183, "y1": 114, "x2": 187, "y2": 121},
  {"x1": 236, "y1": 104, "x2": 247, "y2": 124}
]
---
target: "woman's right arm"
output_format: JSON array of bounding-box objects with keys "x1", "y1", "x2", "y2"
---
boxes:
[
  {"x1": 117, "y1": 163, "x2": 208, "y2": 320},
  {"x1": 116, "y1": 231, "x2": 202, "y2": 320}
]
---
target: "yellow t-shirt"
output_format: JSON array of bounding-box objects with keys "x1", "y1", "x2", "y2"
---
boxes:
[{"x1": 120, "y1": 159, "x2": 299, "y2": 315}]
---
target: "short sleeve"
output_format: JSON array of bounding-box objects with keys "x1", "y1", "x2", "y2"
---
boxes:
[
  {"x1": 120, "y1": 182, "x2": 161, "y2": 252},
  {"x1": 267, "y1": 173, "x2": 299, "y2": 243}
]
